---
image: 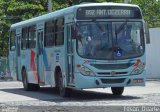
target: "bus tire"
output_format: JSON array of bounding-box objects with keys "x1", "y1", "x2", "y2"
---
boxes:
[
  {"x1": 111, "y1": 87, "x2": 124, "y2": 96},
  {"x1": 22, "y1": 69, "x2": 40, "y2": 91},
  {"x1": 58, "y1": 70, "x2": 71, "y2": 97}
]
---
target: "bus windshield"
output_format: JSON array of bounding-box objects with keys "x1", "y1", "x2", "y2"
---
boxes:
[{"x1": 76, "y1": 21, "x2": 145, "y2": 60}]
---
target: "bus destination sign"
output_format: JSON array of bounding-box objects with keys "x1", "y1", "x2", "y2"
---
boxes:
[
  {"x1": 85, "y1": 9, "x2": 131, "y2": 17},
  {"x1": 77, "y1": 6, "x2": 142, "y2": 20}
]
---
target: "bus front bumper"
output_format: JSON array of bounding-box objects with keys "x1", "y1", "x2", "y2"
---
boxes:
[{"x1": 75, "y1": 72, "x2": 145, "y2": 89}]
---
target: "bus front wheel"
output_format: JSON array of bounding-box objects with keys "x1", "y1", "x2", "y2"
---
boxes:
[
  {"x1": 111, "y1": 87, "x2": 124, "y2": 95},
  {"x1": 58, "y1": 71, "x2": 71, "y2": 97}
]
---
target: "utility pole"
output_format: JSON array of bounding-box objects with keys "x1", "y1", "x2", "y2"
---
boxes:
[{"x1": 48, "y1": 0, "x2": 52, "y2": 13}]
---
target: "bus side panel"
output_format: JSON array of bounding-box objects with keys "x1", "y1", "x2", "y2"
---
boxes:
[
  {"x1": 42, "y1": 47, "x2": 65, "y2": 87},
  {"x1": 57, "y1": 47, "x2": 67, "y2": 87},
  {"x1": 21, "y1": 49, "x2": 39, "y2": 84},
  {"x1": 21, "y1": 50, "x2": 29, "y2": 81},
  {"x1": 42, "y1": 48, "x2": 55, "y2": 86}
]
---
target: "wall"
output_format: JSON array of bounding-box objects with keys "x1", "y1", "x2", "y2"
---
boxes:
[{"x1": 146, "y1": 28, "x2": 160, "y2": 78}]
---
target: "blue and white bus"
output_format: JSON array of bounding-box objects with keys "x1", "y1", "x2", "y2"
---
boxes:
[{"x1": 8, "y1": 2, "x2": 149, "y2": 97}]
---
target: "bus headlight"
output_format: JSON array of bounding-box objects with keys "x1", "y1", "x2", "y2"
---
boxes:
[
  {"x1": 130, "y1": 63, "x2": 145, "y2": 75},
  {"x1": 77, "y1": 65, "x2": 95, "y2": 76}
]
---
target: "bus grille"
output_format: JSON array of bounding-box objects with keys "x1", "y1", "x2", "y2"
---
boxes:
[
  {"x1": 101, "y1": 78, "x2": 125, "y2": 84},
  {"x1": 97, "y1": 72, "x2": 128, "y2": 76},
  {"x1": 91, "y1": 63, "x2": 134, "y2": 70}
]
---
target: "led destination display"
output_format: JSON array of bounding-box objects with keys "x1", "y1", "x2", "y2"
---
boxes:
[{"x1": 77, "y1": 6, "x2": 142, "y2": 20}]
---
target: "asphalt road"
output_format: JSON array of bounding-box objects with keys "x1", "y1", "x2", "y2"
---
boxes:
[{"x1": 0, "y1": 80, "x2": 160, "y2": 112}]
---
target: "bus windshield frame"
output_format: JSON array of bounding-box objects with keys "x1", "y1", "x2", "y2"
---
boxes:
[{"x1": 76, "y1": 20, "x2": 145, "y2": 60}]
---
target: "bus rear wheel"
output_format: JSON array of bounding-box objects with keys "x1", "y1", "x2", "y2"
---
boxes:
[
  {"x1": 111, "y1": 87, "x2": 124, "y2": 96},
  {"x1": 22, "y1": 69, "x2": 40, "y2": 91},
  {"x1": 58, "y1": 71, "x2": 71, "y2": 97}
]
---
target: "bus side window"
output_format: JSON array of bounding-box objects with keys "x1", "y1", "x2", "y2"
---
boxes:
[
  {"x1": 55, "y1": 18, "x2": 64, "y2": 46},
  {"x1": 44, "y1": 20, "x2": 55, "y2": 47},
  {"x1": 22, "y1": 27, "x2": 28, "y2": 50},
  {"x1": 28, "y1": 25, "x2": 36, "y2": 48},
  {"x1": 10, "y1": 30, "x2": 16, "y2": 51}
]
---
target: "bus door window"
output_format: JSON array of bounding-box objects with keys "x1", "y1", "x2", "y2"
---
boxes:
[{"x1": 67, "y1": 24, "x2": 74, "y2": 84}]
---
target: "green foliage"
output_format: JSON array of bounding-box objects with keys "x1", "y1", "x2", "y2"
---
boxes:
[
  {"x1": 66, "y1": 0, "x2": 123, "y2": 4},
  {"x1": 131, "y1": 0, "x2": 160, "y2": 28},
  {"x1": 0, "y1": 0, "x2": 48, "y2": 56}
]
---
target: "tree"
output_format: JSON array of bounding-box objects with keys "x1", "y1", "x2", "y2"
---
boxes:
[
  {"x1": 62, "y1": 0, "x2": 123, "y2": 6},
  {"x1": 131, "y1": 0, "x2": 160, "y2": 28},
  {"x1": 0, "y1": 0, "x2": 159, "y2": 56},
  {"x1": 0, "y1": 0, "x2": 48, "y2": 56}
]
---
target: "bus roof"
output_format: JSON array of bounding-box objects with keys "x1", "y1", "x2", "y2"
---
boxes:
[
  {"x1": 76, "y1": 2, "x2": 139, "y2": 7},
  {"x1": 10, "y1": 2, "x2": 140, "y2": 29}
]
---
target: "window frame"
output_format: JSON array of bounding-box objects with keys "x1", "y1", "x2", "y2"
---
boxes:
[{"x1": 55, "y1": 17, "x2": 64, "y2": 46}]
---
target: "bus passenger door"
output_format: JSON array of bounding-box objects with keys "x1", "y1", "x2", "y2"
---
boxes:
[
  {"x1": 37, "y1": 29, "x2": 45, "y2": 84},
  {"x1": 67, "y1": 24, "x2": 74, "y2": 85},
  {"x1": 16, "y1": 34, "x2": 22, "y2": 81}
]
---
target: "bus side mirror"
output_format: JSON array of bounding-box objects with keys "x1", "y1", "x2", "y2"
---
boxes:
[{"x1": 145, "y1": 22, "x2": 150, "y2": 44}]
